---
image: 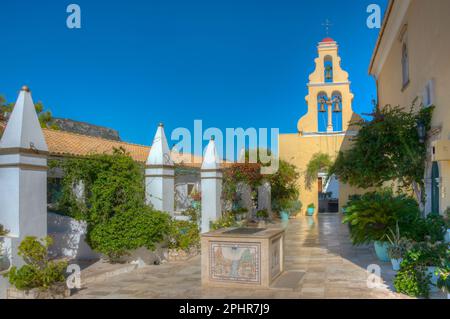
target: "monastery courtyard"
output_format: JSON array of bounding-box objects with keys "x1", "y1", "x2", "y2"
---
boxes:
[{"x1": 69, "y1": 214, "x2": 412, "y2": 299}]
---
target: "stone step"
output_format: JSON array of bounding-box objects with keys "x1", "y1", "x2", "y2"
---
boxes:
[{"x1": 78, "y1": 260, "x2": 138, "y2": 287}]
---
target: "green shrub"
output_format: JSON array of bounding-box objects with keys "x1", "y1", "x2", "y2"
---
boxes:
[
  {"x1": 88, "y1": 208, "x2": 171, "y2": 261},
  {"x1": 394, "y1": 264, "x2": 430, "y2": 298},
  {"x1": 181, "y1": 206, "x2": 201, "y2": 224},
  {"x1": 409, "y1": 214, "x2": 447, "y2": 243},
  {"x1": 54, "y1": 149, "x2": 173, "y2": 260},
  {"x1": 256, "y1": 209, "x2": 268, "y2": 219},
  {"x1": 343, "y1": 189, "x2": 421, "y2": 245},
  {"x1": 4, "y1": 236, "x2": 67, "y2": 291},
  {"x1": 168, "y1": 220, "x2": 200, "y2": 251},
  {"x1": 307, "y1": 203, "x2": 315, "y2": 209},
  {"x1": 393, "y1": 241, "x2": 448, "y2": 298},
  {"x1": 211, "y1": 213, "x2": 238, "y2": 231}
]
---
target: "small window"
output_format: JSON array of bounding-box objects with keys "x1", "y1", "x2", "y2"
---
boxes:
[
  {"x1": 422, "y1": 79, "x2": 435, "y2": 107},
  {"x1": 401, "y1": 42, "x2": 410, "y2": 88},
  {"x1": 324, "y1": 56, "x2": 333, "y2": 83}
]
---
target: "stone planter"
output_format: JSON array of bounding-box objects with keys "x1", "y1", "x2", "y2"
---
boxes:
[
  {"x1": 166, "y1": 247, "x2": 199, "y2": 262},
  {"x1": 7, "y1": 284, "x2": 70, "y2": 299}
]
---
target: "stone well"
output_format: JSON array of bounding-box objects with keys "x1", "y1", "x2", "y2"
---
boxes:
[{"x1": 201, "y1": 227, "x2": 285, "y2": 288}]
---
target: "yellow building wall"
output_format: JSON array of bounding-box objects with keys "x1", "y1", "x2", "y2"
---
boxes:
[
  {"x1": 374, "y1": 0, "x2": 450, "y2": 215},
  {"x1": 279, "y1": 132, "x2": 363, "y2": 214}
]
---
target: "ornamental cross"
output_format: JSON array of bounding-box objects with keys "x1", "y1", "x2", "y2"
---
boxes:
[{"x1": 322, "y1": 19, "x2": 333, "y2": 36}]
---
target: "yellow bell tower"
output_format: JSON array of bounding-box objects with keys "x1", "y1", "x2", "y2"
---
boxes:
[
  {"x1": 279, "y1": 38, "x2": 363, "y2": 215},
  {"x1": 297, "y1": 38, "x2": 356, "y2": 134}
]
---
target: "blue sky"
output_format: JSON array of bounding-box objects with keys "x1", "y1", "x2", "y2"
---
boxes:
[{"x1": 0, "y1": 0, "x2": 387, "y2": 150}]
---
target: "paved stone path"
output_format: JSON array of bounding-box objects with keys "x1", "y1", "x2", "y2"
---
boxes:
[{"x1": 70, "y1": 214, "x2": 413, "y2": 299}]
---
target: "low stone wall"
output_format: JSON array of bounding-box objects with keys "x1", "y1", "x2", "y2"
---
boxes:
[{"x1": 7, "y1": 284, "x2": 70, "y2": 299}]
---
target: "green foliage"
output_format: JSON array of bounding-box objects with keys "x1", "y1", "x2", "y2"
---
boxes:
[
  {"x1": 168, "y1": 220, "x2": 200, "y2": 251},
  {"x1": 270, "y1": 159, "x2": 300, "y2": 212},
  {"x1": 386, "y1": 223, "x2": 411, "y2": 259},
  {"x1": 329, "y1": 104, "x2": 434, "y2": 200},
  {"x1": 54, "y1": 148, "x2": 172, "y2": 260},
  {"x1": 4, "y1": 236, "x2": 67, "y2": 291},
  {"x1": 256, "y1": 209, "x2": 268, "y2": 219},
  {"x1": 211, "y1": 213, "x2": 239, "y2": 231},
  {"x1": 305, "y1": 153, "x2": 333, "y2": 189},
  {"x1": 54, "y1": 148, "x2": 146, "y2": 223},
  {"x1": 436, "y1": 265, "x2": 450, "y2": 293},
  {"x1": 394, "y1": 241, "x2": 448, "y2": 298},
  {"x1": 181, "y1": 206, "x2": 201, "y2": 225},
  {"x1": 394, "y1": 264, "x2": 430, "y2": 298},
  {"x1": 343, "y1": 189, "x2": 421, "y2": 245},
  {"x1": 0, "y1": 224, "x2": 8, "y2": 236},
  {"x1": 0, "y1": 96, "x2": 58, "y2": 129},
  {"x1": 307, "y1": 203, "x2": 315, "y2": 209},
  {"x1": 88, "y1": 208, "x2": 171, "y2": 262},
  {"x1": 410, "y1": 214, "x2": 447, "y2": 243}
]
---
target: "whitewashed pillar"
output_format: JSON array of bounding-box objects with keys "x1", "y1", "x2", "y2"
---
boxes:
[
  {"x1": 201, "y1": 138, "x2": 222, "y2": 233},
  {"x1": 0, "y1": 86, "x2": 48, "y2": 267},
  {"x1": 145, "y1": 123, "x2": 175, "y2": 215}
]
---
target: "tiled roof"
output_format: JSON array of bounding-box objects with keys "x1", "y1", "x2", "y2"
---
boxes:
[
  {"x1": 43, "y1": 127, "x2": 150, "y2": 162},
  {"x1": 0, "y1": 121, "x2": 203, "y2": 167}
]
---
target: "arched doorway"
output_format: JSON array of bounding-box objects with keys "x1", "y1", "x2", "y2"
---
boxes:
[{"x1": 431, "y1": 161, "x2": 440, "y2": 215}]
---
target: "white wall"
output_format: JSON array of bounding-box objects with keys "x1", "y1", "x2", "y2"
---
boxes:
[{"x1": 47, "y1": 212, "x2": 100, "y2": 261}]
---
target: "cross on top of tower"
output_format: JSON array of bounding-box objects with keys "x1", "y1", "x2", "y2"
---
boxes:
[{"x1": 322, "y1": 19, "x2": 333, "y2": 36}]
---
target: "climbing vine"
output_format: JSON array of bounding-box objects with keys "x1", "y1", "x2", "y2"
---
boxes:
[
  {"x1": 305, "y1": 153, "x2": 333, "y2": 190},
  {"x1": 50, "y1": 148, "x2": 171, "y2": 260},
  {"x1": 329, "y1": 102, "x2": 434, "y2": 202}
]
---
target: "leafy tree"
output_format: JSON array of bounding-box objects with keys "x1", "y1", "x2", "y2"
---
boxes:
[
  {"x1": 329, "y1": 102, "x2": 434, "y2": 203},
  {"x1": 269, "y1": 159, "x2": 300, "y2": 212}
]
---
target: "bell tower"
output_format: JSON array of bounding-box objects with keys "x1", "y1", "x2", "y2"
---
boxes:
[{"x1": 297, "y1": 38, "x2": 355, "y2": 134}]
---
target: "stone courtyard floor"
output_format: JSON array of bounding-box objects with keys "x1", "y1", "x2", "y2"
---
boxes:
[{"x1": 69, "y1": 214, "x2": 427, "y2": 299}]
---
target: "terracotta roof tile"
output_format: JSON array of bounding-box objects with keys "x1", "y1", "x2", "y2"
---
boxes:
[{"x1": 0, "y1": 121, "x2": 234, "y2": 168}]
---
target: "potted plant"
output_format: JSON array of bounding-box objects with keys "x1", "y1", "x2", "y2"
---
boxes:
[
  {"x1": 306, "y1": 203, "x2": 315, "y2": 216},
  {"x1": 386, "y1": 223, "x2": 409, "y2": 271},
  {"x1": 190, "y1": 190, "x2": 201, "y2": 209},
  {"x1": 342, "y1": 190, "x2": 421, "y2": 262},
  {"x1": 256, "y1": 209, "x2": 269, "y2": 220},
  {"x1": 4, "y1": 236, "x2": 69, "y2": 299},
  {"x1": 436, "y1": 266, "x2": 450, "y2": 299}
]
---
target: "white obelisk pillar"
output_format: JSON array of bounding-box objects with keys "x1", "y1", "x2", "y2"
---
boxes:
[
  {"x1": 0, "y1": 86, "x2": 49, "y2": 267},
  {"x1": 201, "y1": 138, "x2": 222, "y2": 233},
  {"x1": 145, "y1": 123, "x2": 175, "y2": 215}
]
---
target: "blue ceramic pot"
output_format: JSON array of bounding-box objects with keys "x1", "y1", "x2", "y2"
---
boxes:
[
  {"x1": 280, "y1": 211, "x2": 290, "y2": 221},
  {"x1": 307, "y1": 207, "x2": 315, "y2": 216},
  {"x1": 374, "y1": 241, "x2": 391, "y2": 262}
]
